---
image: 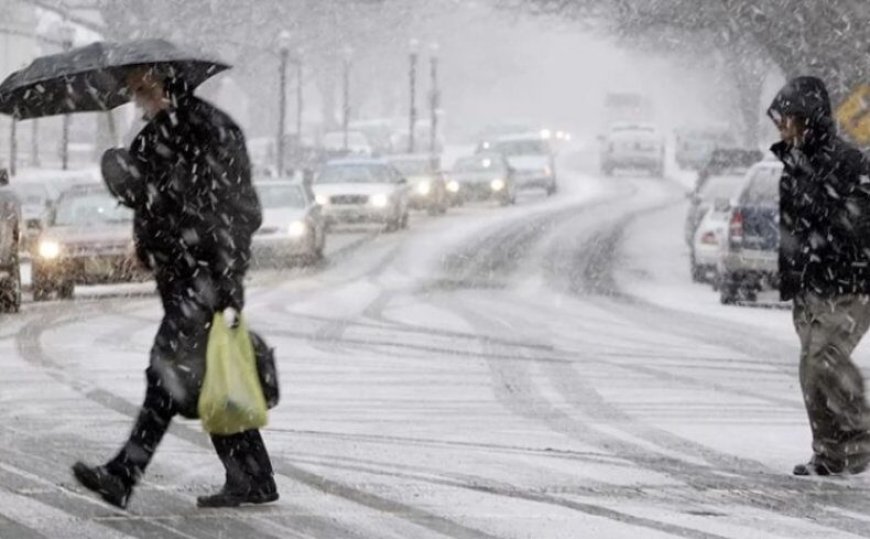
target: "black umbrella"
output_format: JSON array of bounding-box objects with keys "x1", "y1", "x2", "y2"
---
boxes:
[{"x1": 0, "y1": 38, "x2": 230, "y2": 120}]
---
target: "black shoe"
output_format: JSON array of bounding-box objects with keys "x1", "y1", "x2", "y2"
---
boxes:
[
  {"x1": 197, "y1": 478, "x2": 279, "y2": 508},
  {"x1": 72, "y1": 462, "x2": 132, "y2": 509},
  {"x1": 793, "y1": 456, "x2": 845, "y2": 476}
]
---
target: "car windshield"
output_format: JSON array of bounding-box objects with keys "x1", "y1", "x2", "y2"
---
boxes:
[
  {"x1": 454, "y1": 157, "x2": 507, "y2": 173},
  {"x1": 491, "y1": 139, "x2": 549, "y2": 156},
  {"x1": 700, "y1": 175, "x2": 741, "y2": 201},
  {"x1": 256, "y1": 184, "x2": 307, "y2": 209},
  {"x1": 390, "y1": 160, "x2": 432, "y2": 176},
  {"x1": 317, "y1": 164, "x2": 393, "y2": 184},
  {"x1": 54, "y1": 191, "x2": 133, "y2": 226}
]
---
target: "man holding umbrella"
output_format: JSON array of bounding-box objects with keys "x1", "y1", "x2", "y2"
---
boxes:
[{"x1": 0, "y1": 41, "x2": 278, "y2": 509}]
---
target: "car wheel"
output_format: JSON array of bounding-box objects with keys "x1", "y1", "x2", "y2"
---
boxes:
[
  {"x1": 719, "y1": 273, "x2": 740, "y2": 305},
  {"x1": 58, "y1": 281, "x2": 75, "y2": 300},
  {"x1": 32, "y1": 278, "x2": 54, "y2": 302},
  {"x1": 546, "y1": 183, "x2": 558, "y2": 196},
  {"x1": 400, "y1": 211, "x2": 409, "y2": 229}
]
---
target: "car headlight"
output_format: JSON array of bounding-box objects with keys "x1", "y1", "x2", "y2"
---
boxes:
[
  {"x1": 371, "y1": 194, "x2": 389, "y2": 208},
  {"x1": 288, "y1": 220, "x2": 307, "y2": 238},
  {"x1": 315, "y1": 194, "x2": 329, "y2": 206},
  {"x1": 416, "y1": 181, "x2": 431, "y2": 196},
  {"x1": 490, "y1": 179, "x2": 506, "y2": 192},
  {"x1": 38, "y1": 240, "x2": 61, "y2": 259},
  {"x1": 446, "y1": 180, "x2": 460, "y2": 193}
]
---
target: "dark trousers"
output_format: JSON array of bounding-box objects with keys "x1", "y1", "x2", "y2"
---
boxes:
[
  {"x1": 793, "y1": 292, "x2": 870, "y2": 465},
  {"x1": 106, "y1": 367, "x2": 274, "y2": 490}
]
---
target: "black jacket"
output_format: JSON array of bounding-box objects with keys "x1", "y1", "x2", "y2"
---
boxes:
[
  {"x1": 769, "y1": 76, "x2": 870, "y2": 300},
  {"x1": 121, "y1": 94, "x2": 261, "y2": 312}
]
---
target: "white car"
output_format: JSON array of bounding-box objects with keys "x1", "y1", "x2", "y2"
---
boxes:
[
  {"x1": 600, "y1": 123, "x2": 665, "y2": 177},
  {"x1": 314, "y1": 159, "x2": 410, "y2": 232},
  {"x1": 252, "y1": 180, "x2": 326, "y2": 266},
  {"x1": 480, "y1": 132, "x2": 557, "y2": 196},
  {"x1": 688, "y1": 172, "x2": 748, "y2": 282}
]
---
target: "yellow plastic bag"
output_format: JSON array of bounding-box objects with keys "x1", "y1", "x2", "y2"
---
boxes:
[{"x1": 198, "y1": 313, "x2": 268, "y2": 435}]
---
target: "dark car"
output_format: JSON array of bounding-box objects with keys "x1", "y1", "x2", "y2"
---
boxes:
[
  {"x1": 32, "y1": 183, "x2": 147, "y2": 301},
  {"x1": 717, "y1": 160, "x2": 783, "y2": 304},
  {"x1": 0, "y1": 169, "x2": 21, "y2": 312},
  {"x1": 447, "y1": 153, "x2": 516, "y2": 206}
]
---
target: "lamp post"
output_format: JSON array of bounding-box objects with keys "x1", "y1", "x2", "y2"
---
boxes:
[
  {"x1": 59, "y1": 24, "x2": 74, "y2": 170},
  {"x1": 408, "y1": 38, "x2": 419, "y2": 153},
  {"x1": 429, "y1": 42, "x2": 440, "y2": 155},
  {"x1": 9, "y1": 118, "x2": 17, "y2": 177},
  {"x1": 341, "y1": 46, "x2": 353, "y2": 151},
  {"x1": 295, "y1": 48, "x2": 303, "y2": 145},
  {"x1": 276, "y1": 30, "x2": 291, "y2": 177}
]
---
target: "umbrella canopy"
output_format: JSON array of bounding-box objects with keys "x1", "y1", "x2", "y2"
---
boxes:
[{"x1": 0, "y1": 38, "x2": 230, "y2": 120}]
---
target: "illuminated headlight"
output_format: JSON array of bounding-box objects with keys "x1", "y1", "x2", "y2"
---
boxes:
[
  {"x1": 38, "y1": 240, "x2": 61, "y2": 259},
  {"x1": 416, "y1": 181, "x2": 431, "y2": 196},
  {"x1": 315, "y1": 194, "x2": 329, "y2": 206},
  {"x1": 446, "y1": 180, "x2": 460, "y2": 193},
  {"x1": 540, "y1": 129, "x2": 552, "y2": 139},
  {"x1": 288, "y1": 220, "x2": 307, "y2": 238},
  {"x1": 490, "y1": 179, "x2": 506, "y2": 192},
  {"x1": 371, "y1": 194, "x2": 389, "y2": 208}
]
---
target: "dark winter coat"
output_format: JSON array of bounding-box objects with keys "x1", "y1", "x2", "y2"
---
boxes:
[
  {"x1": 104, "y1": 87, "x2": 261, "y2": 416},
  {"x1": 769, "y1": 76, "x2": 870, "y2": 301}
]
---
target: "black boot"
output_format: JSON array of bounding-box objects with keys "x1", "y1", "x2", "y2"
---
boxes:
[
  {"x1": 72, "y1": 462, "x2": 132, "y2": 509},
  {"x1": 793, "y1": 455, "x2": 845, "y2": 476},
  {"x1": 197, "y1": 476, "x2": 279, "y2": 508}
]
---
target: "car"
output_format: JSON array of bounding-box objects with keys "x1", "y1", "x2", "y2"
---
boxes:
[
  {"x1": 685, "y1": 148, "x2": 764, "y2": 245},
  {"x1": 479, "y1": 132, "x2": 557, "y2": 196},
  {"x1": 0, "y1": 169, "x2": 22, "y2": 312},
  {"x1": 717, "y1": 160, "x2": 783, "y2": 304},
  {"x1": 675, "y1": 127, "x2": 738, "y2": 170},
  {"x1": 252, "y1": 180, "x2": 326, "y2": 266},
  {"x1": 384, "y1": 154, "x2": 448, "y2": 215},
  {"x1": 313, "y1": 158, "x2": 410, "y2": 232},
  {"x1": 689, "y1": 182, "x2": 738, "y2": 284},
  {"x1": 322, "y1": 131, "x2": 372, "y2": 158},
  {"x1": 12, "y1": 179, "x2": 59, "y2": 255},
  {"x1": 600, "y1": 123, "x2": 665, "y2": 177},
  {"x1": 447, "y1": 153, "x2": 516, "y2": 206},
  {"x1": 31, "y1": 183, "x2": 147, "y2": 301}
]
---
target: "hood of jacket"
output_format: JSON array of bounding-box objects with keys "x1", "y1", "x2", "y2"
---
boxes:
[{"x1": 768, "y1": 76, "x2": 835, "y2": 155}]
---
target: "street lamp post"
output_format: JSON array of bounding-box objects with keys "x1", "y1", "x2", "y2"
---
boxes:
[
  {"x1": 342, "y1": 46, "x2": 353, "y2": 151},
  {"x1": 408, "y1": 39, "x2": 419, "y2": 154},
  {"x1": 429, "y1": 43, "x2": 440, "y2": 155},
  {"x1": 276, "y1": 30, "x2": 291, "y2": 177},
  {"x1": 9, "y1": 118, "x2": 17, "y2": 177},
  {"x1": 295, "y1": 48, "x2": 303, "y2": 144},
  {"x1": 59, "y1": 24, "x2": 74, "y2": 170}
]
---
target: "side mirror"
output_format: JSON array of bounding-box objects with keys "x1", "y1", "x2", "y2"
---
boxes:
[{"x1": 0, "y1": 169, "x2": 8, "y2": 187}]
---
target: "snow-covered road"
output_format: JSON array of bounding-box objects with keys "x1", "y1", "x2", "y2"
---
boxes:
[{"x1": 1, "y1": 152, "x2": 869, "y2": 538}]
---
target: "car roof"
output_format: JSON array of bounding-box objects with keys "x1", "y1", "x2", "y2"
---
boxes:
[
  {"x1": 492, "y1": 132, "x2": 548, "y2": 142},
  {"x1": 384, "y1": 153, "x2": 430, "y2": 161},
  {"x1": 255, "y1": 179, "x2": 305, "y2": 188}
]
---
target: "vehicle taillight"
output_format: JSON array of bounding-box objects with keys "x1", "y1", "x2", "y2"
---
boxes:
[
  {"x1": 729, "y1": 210, "x2": 744, "y2": 248},
  {"x1": 700, "y1": 231, "x2": 717, "y2": 245}
]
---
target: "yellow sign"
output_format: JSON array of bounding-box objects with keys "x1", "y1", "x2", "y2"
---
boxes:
[{"x1": 836, "y1": 85, "x2": 870, "y2": 145}]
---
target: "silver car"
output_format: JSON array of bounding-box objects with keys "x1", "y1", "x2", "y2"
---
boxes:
[
  {"x1": 252, "y1": 180, "x2": 327, "y2": 266},
  {"x1": 314, "y1": 159, "x2": 410, "y2": 232}
]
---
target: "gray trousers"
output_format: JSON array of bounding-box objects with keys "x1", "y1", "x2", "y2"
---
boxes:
[{"x1": 793, "y1": 293, "x2": 870, "y2": 464}]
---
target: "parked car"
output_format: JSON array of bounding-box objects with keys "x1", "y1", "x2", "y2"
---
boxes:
[
  {"x1": 685, "y1": 149, "x2": 764, "y2": 250},
  {"x1": 252, "y1": 180, "x2": 326, "y2": 266},
  {"x1": 480, "y1": 133, "x2": 557, "y2": 195},
  {"x1": 600, "y1": 123, "x2": 665, "y2": 177},
  {"x1": 32, "y1": 183, "x2": 147, "y2": 301},
  {"x1": 689, "y1": 184, "x2": 737, "y2": 284},
  {"x1": 313, "y1": 158, "x2": 410, "y2": 232},
  {"x1": 717, "y1": 160, "x2": 783, "y2": 304},
  {"x1": 447, "y1": 153, "x2": 516, "y2": 206},
  {"x1": 675, "y1": 127, "x2": 738, "y2": 170},
  {"x1": 0, "y1": 169, "x2": 21, "y2": 312},
  {"x1": 384, "y1": 154, "x2": 448, "y2": 215}
]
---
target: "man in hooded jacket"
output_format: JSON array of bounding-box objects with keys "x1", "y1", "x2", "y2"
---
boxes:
[
  {"x1": 71, "y1": 66, "x2": 278, "y2": 508},
  {"x1": 769, "y1": 76, "x2": 870, "y2": 476}
]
